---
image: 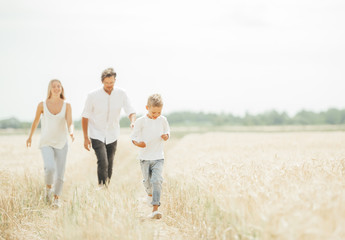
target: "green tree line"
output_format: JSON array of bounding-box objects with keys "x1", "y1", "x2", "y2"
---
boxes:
[{"x1": 1, "y1": 108, "x2": 345, "y2": 129}]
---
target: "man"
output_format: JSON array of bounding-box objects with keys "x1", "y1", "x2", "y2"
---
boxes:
[{"x1": 82, "y1": 67, "x2": 136, "y2": 186}]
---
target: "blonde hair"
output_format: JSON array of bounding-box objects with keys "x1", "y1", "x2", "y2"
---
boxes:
[
  {"x1": 46, "y1": 79, "x2": 65, "y2": 100},
  {"x1": 147, "y1": 94, "x2": 163, "y2": 107}
]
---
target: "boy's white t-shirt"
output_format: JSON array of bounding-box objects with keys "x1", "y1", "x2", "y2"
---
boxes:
[{"x1": 131, "y1": 115, "x2": 170, "y2": 160}]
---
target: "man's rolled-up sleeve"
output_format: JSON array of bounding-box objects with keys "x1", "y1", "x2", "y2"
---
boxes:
[
  {"x1": 130, "y1": 119, "x2": 142, "y2": 143},
  {"x1": 123, "y1": 92, "x2": 135, "y2": 116},
  {"x1": 82, "y1": 94, "x2": 92, "y2": 118}
]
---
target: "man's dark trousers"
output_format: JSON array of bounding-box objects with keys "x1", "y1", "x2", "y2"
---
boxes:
[{"x1": 91, "y1": 138, "x2": 117, "y2": 185}]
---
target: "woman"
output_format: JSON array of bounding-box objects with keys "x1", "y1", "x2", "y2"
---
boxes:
[{"x1": 26, "y1": 79, "x2": 74, "y2": 208}]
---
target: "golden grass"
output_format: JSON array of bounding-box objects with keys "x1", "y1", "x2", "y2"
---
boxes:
[
  {"x1": 1, "y1": 131, "x2": 345, "y2": 239},
  {"x1": 165, "y1": 132, "x2": 345, "y2": 239}
]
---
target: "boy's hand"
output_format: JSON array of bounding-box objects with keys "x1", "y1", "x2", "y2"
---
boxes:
[
  {"x1": 133, "y1": 140, "x2": 146, "y2": 148},
  {"x1": 161, "y1": 134, "x2": 169, "y2": 141}
]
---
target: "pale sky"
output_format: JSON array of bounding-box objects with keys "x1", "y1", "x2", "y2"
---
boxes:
[{"x1": 1, "y1": 0, "x2": 344, "y2": 121}]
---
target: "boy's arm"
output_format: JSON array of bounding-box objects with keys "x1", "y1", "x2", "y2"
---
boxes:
[
  {"x1": 132, "y1": 140, "x2": 146, "y2": 148},
  {"x1": 131, "y1": 119, "x2": 146, "y2": 148},
  {"x1": 161, "y1": 117, "x2": 170, "y2": 141}
]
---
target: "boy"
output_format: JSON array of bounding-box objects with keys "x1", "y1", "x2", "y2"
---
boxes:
[{"x1": 131, "y1": 94, "x2": 170, "y2": 219}]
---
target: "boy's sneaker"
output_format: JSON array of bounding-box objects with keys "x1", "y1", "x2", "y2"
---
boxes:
[
  {"x1": 148, "y1": 211, "x2": 162, "y2": 219},
  {"x1": 45, "y1": 188, "x2": 53, "y2": 203},
  {"x1": 52, "y1": 198, "x2": 61, "y2": 208}
]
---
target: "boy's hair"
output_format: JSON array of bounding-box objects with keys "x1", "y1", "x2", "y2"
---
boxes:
[
  {"x1": 147, "y1": 94, "x2": 163, "y2": 107},
  {"x1": 101, "y1": 68, "x2": 117, "y2": 82}
]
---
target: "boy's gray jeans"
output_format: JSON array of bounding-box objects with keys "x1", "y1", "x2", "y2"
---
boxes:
[{"x1": 140, "y1": 159, "x2": 164, "y2": 206}]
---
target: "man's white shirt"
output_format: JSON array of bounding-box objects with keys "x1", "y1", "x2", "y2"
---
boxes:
[
  {"x1": 131, "y1": 115, "x2": 170, "y2": 160},
  {"x1": 82, "y1": 87, "x2": 135, "y2": 144}
]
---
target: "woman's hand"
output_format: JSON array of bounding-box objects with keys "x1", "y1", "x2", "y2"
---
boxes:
[{"x1": 26, "y1": 137, "x2": 32, "y2": 148}]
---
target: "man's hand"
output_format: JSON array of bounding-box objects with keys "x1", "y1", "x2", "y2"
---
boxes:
[
  {"x1": 132, "y1": 140, "x2": 146, "y2": 148},
  {"x1": 161, "y1": 134, "x2": 169, "y2": 141},
  {"x1": 84, "y1": 138, "x2": 91, "y2": 151},
  {"x1": 129, "y1": 113, "x2": 136, "y2": 129}
]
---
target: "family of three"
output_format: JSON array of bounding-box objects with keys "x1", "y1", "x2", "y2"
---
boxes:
[{"x1": 26, "y1": 68, "x2": 170, "y2": 219}]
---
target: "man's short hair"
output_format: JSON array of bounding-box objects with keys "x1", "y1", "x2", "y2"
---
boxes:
[{"x1": 101, "y1": 68, "x2": 117, "y2": 82}]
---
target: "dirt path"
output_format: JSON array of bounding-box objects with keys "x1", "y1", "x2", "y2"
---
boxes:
[{"x1": 65, "y1": 133, "x2": 184, "y2": 240}]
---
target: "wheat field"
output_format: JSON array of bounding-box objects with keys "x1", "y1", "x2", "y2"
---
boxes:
[{"x1": 1, "y1": 129, "x2": 345, "y2": 240}]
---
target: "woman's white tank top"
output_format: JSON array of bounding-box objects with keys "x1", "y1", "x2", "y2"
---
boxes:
[{"x1": 39, "y1": 101, "x2": 68, "y2": 149}]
